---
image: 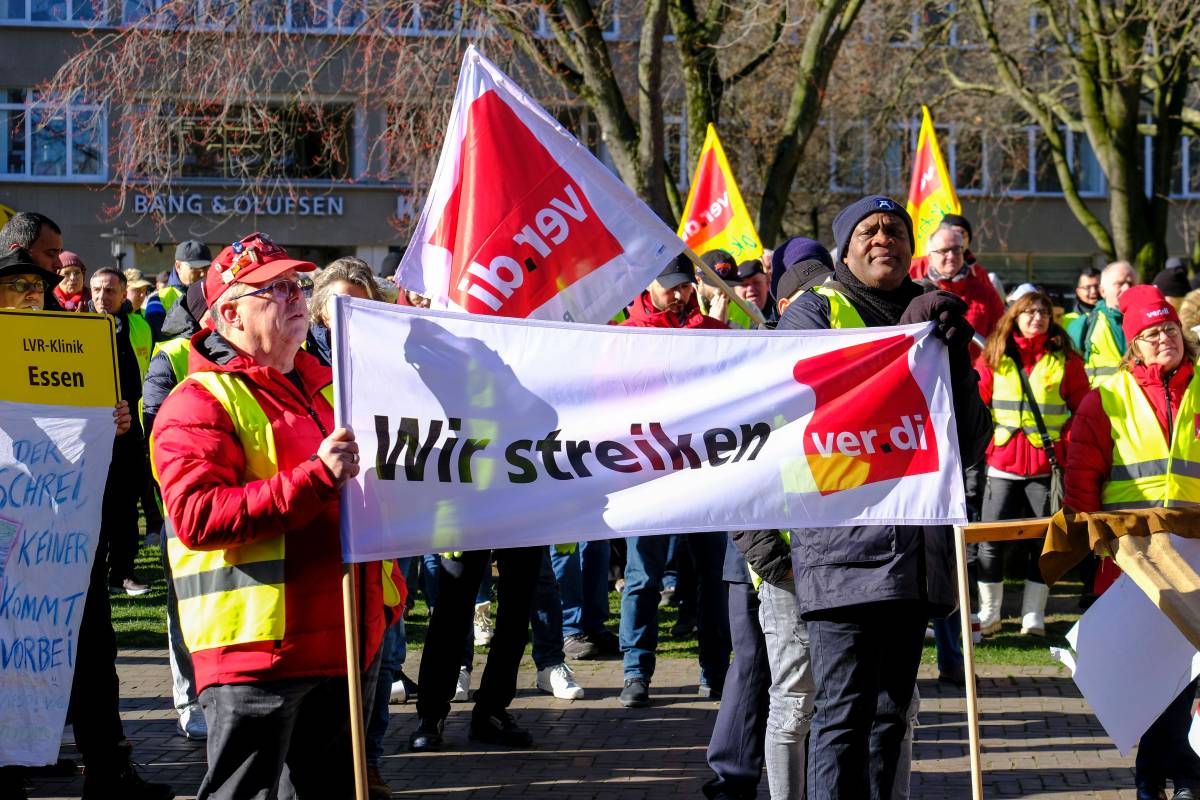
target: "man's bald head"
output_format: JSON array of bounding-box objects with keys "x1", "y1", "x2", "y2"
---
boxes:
[{"x1": 1100, "y1": 260, "x2": 1136, "y2": 307}]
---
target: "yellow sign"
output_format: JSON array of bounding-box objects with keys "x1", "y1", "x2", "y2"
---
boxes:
[{"x1": 0, "y1": 309, "x2": 119, "y2": 407}]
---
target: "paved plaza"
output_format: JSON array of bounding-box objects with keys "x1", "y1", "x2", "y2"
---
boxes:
[{"x1": 23, "y1": 650, "x2": 1138, "y2": 799}]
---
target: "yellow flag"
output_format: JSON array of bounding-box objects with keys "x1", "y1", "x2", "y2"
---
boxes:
[
  {"x1": 906, "y1": 106, "x2": 961, "y2": 258},
  {"x1": 677, "y1": 124, "x2": 763, "y2": 264}
]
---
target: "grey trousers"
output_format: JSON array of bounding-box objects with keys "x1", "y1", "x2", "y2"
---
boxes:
[
  {"x1": 758, "y1": 579, "x2": 815, "y2": 800},
  {"x1": 161, "y1": 524, "x2": 198, "y2": 714}
]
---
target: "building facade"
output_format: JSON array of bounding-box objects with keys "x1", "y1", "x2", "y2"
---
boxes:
[{"x1": 2, "y1": 1, "x2": 1197, "y2": 290}]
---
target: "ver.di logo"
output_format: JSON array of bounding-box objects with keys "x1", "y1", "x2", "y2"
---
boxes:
[{"x1": 792, "y1": 333, "x2": 939, "y2": 495}]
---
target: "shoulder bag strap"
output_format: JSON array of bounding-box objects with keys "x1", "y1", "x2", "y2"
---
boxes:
[{"x1": 1014, "y1": 360, "x2": 1060, "y2": 468}]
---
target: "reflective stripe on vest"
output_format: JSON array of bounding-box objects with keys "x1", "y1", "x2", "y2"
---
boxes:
[
  {"x1": 810, "y1": 285, "x2": 866, "y2": 329},
  {"x1": 166, "y1": 370, "x2": 291, "y2": 652},
  {"x1": 128, "y1": 313, "x2": 152, "y2": 379},
  {"x1": 151, "y1": 337, "x2": 192, "y2": 383},
  {"x1": 1099, "y1": 369, "x2": 1200, "y2": 511},
  {"x1": 990, "y1": 352, "x2": 1069, "y2": 448},
  {"x1": 1084, "y1": 312, "x2": 1122, "y2": 385}
]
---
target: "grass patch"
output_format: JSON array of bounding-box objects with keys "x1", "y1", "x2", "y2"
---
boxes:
[
  {"x1": 116, "y1": 550, "x2": 1084, "y2": 668},
  {"x1": 111, "y1": 543, "x2": 170, "y2": 649}
]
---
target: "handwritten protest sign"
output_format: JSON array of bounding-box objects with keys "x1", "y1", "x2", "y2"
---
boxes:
[{"x1": 0, "y1": 309, "x2": 117, "y2": 766}]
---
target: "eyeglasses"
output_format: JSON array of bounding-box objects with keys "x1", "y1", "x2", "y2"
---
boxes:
[
  {"x1": 931, "y1": 246, "x2": 964, "y2": 258},
  {"x1": 0, "y1": 279, "x2": 46, "y2": 293},
  {"x1": 229, "y1": 277, "x2": 312, "y2": 303},
  {"x1": 1020, "y1": 308, "x2": 1050, "y2": 318},
  {"x1": 1137, "y1": 326, "x2": 1181, "y2": 344}
]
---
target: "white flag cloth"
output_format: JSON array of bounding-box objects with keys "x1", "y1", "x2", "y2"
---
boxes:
[
  {"x1": 334, "y1": 299, "x2": 966, "y2": 562},
  {"x1": 396, "y1": 44, "x2": 684, "y2": 324},
  {"x1": 0, "y1": 402, "x2": 114, "y2": 766}
]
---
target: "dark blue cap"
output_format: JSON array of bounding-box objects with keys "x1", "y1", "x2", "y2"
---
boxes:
[{"x1": 831, "y1": 196, "x2": 914, "y2": 265}]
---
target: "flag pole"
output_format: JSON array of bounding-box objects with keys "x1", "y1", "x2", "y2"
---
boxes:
[
  {"x1": 684, "y1": 249, "x2": 767, "y2": 326},
  {"x1": 342, "y1": 563, "x2": 368, "y2": 800},
  {"x1": 954, "y1": 523, "x2": 984, "y2": 800}
]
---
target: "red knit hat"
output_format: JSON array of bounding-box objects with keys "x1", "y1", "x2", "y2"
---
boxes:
[{"x1": 1118, "y1": 284, "x2": 1180, "y2": 342}]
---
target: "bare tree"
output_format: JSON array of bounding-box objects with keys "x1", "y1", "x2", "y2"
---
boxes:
[{"x1": 944, "y1": 0, "x2": 1200, "y2": 278}]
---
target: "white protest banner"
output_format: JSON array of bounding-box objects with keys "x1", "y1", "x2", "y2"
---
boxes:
[
  {"x1": 396, "y1": 45, "x2": 684, "y2": 324},
  {"x1": 334, "y1": 298, "x2": 966, "y2": 562},
  {"x1": 0, "y1": 309, "x2": 118, "y2": 766}
]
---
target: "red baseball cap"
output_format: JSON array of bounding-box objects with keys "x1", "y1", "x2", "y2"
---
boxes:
[
  {"x1": 1119, "y1": 284, "x2": 1181, "y2": 342},
  {"x1": 204, "y1": 232, "x2": 316, "y2": 306}
]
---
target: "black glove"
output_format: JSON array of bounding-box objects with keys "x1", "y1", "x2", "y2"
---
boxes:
[{"x1": 898, "y1": 290, "x2": 975, "y2": 353}]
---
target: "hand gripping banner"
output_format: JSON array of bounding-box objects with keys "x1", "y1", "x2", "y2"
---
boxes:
[
  {"x1": 334, "y1": 299, "x2": 967, "y2": 562},
  {"x1": 396, "y1": 45, "x2": 684, "y2": 325}
]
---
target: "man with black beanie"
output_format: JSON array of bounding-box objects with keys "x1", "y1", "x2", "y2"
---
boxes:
[{"x1": 776, "y1": 195, "x2": 992, "y2": 799}]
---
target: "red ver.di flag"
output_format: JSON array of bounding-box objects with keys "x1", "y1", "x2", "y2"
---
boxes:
[{"x1": 397, "y1": 45, "x2": 685, "y2": 324}]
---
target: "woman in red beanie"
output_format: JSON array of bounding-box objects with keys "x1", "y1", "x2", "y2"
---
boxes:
[
  {"x1": 1066, "y1": 283, "x2": 1200, "y2": 799},
  {"x1": 974, "y1": 289, "x2": 1089, "y2": 637},
  {"x1": 53, "y1": 251, "x2": 87, "y2": 312}
]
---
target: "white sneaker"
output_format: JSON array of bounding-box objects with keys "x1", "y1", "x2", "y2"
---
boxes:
[
  {"x1": 473, "y1": 601, "x2": 494, "y2": 647},
  {"x1": 536, "y1": 662, "x2": 584, "y2": 700},
  {"x1": 177, "y1": 704, "x2": 207, "y2": 740},
  {"x1": 390, "y1": 679, "x2": 407, "y2": 704},
  {"x1": 453, "y1": 666, "x2": 470, "y2": 702}
]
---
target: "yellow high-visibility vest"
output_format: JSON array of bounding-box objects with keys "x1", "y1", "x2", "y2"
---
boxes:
[
  {"x1": 810, "y1": 284, "x2": 866, "y2": 329},
  {"x1": 128, "y1": 312, "x2": 152, "y2": 379},
  {"x1": 151, "y1": 337, "x2": 192, "y2": 383},
  {"x1": 991, "y1": 352, "x2": 1069, "y2": 448},
  {"x1": 1099, "y1": 369, "x2": 1200, "y2": 511},
  {"x1": 157, "y1": 284, "x2": 183, "y2": 314},
  {"x1": 1082, "y1": 311, "x2": 1123, "y2": 386},
  {"x1": 157, "y1": 372, "x2": 399, "y2": 652}
]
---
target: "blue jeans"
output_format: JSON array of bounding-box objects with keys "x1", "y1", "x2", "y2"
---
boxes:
[
  {"x1": 365, "y1": 619, "x2": 404, "y2": 766},
  {"x1": 619, "y1": 533, "x2": 731, "y2": 688},
  {"x1": 530, "y1": 548, "x2": 566, "y2": 670},
  {"x1": 551, "y1": 540, "x2": 611, "y2": 638},
  {"x1": 931, "y1": 614, "x2": 963, "y2": 673}
]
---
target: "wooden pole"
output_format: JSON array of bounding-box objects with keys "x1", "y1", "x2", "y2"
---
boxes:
[
  {"x1": 683, "y1": 248, "x2": 768, "y2": 326},
  {"x1": 342, "y1": 564, "x2": 368, "y2": 800},
  {"x1": 954, "y1": 524, "x2": 985, "y2": 800}
]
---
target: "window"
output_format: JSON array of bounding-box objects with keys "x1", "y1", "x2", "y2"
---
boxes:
[
  {"x1": 829, "y1": 123, "x2": 866, "y2": 193},
  {"x1": 251, "y1": 0, "x2": 365, "y2": 31},
  {"x1": 123, "y1": 0, "x2": 236, "y2": 26},
  {"x1": 1032, "y1": 130, "x2": 1062, "y2": 194},
  {"x1": 951, "y1": 127, "x2": 986, "y2": 195},
  {"x1": 1070, "y1": 132, "x2": 1105, "y2": 196},
  {"x1": 1164, "y1": 135, "x2": 1200, "y2": 199},
  {"x1": 1, "y1": 0, "x2": 103, "y2": 24},
  {"x1": 160, "y1": 103, "x2": 352, "y2": 181},
  {"x1": 0, "y1": 90, "x2": 105, "y2": 180}
]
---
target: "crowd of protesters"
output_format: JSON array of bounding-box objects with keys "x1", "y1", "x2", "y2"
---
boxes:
[{"x1": 2, "y1": 198, "x2": 1199, "y2": 800}]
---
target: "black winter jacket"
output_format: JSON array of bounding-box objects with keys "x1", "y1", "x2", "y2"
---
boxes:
[{"x1": 776, "y1": 287, "x2": 992, "y2": 617}]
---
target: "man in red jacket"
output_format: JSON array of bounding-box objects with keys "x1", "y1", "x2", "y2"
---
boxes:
[
  {"x1": 615, "y1": 257, "x2": 730, "y2": 707},
  {"x1": 152, "y1": 233, "x2": 389, "y2": 800},
  {"x1": 622, "y1": 253, "x2": 729, "y2": 330}
]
